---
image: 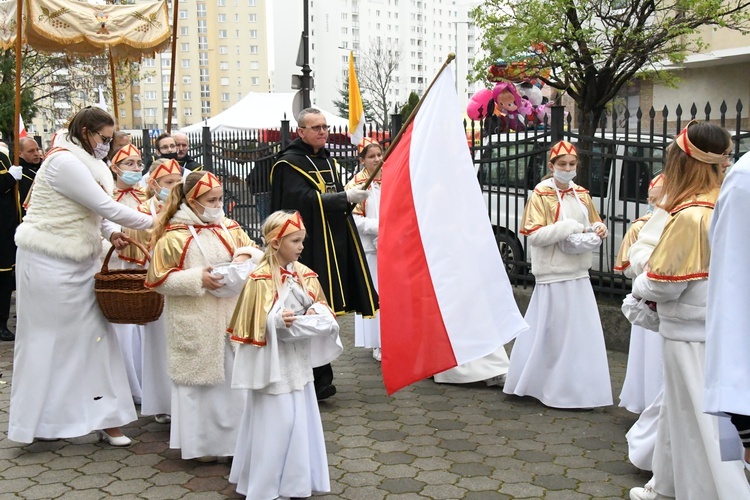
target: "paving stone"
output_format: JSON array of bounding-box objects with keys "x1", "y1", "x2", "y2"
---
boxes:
[
  {"x1": 33, "y1": 468, "x2": 81, "y2": 485},
  {"x1": 0, "y1": 463, "x2": 48, "y2": 479},
  {"x1": 449, "y1": 462, "x2": 492, "y2": 476},
  {"x1": 462, "y1": 492, "x2": 511, "y2": 500},
  {"x1": 56, "y1": 489, "x2": 109, "y2": 500},
  {"x1": 378, "y1": 477, "x2": 425, "y2": 494},
  {"x1": 0, "y1": 477, "x2": 37, "y2": 493},
  {"x1": 113, "y1": 464, "x2": 159, "y2": 480},
  {"x1": 373, "y1": 451, "x2": 414, "y2": 465},
  {"x1": 65, "y1": 473, "x2": 117, "y2": 489},
  {"x1": 139, "y1": 485, "x2": 193, "y2": 499},
  {"x1": 102, "y1": 478, "x2": 152, "y2": 495},
  {"x1": 17, "y1": 482, "x2": 72, "y2": 499},
  {"x1": 421, "y1": 484, "x2": 468, "y2": 499},
  {"x1": 146, "y1": 471, "x2": 194, "y2": 486}
]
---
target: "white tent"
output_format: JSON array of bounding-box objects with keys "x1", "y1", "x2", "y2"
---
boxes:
[{"x1": 180, "y1": 92, "x2": 348, "y2": 133}]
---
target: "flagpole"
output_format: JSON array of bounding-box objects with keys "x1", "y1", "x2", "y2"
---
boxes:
[
  {"x1": 360, "y1": 52, "x2": 456, "y2": 190},
  {"x1": 14, "y1": 0, "x2": 23, "y2": 165},
  {"x1": 166, "y1": 0, "x2": 180, "y2": 133},
  {"x1": 109, "y1": 49, "x2": 119, "y2": 130}
]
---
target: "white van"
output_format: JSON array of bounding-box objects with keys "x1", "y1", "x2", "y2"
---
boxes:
[{"x1": 474, "y1": 131, "x2": 669, "y2": 275}]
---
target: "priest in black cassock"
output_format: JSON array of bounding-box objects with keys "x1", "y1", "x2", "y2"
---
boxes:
[
  {"x1": 0, "y1": 143, "x2": 22, "y2": 341},
  {"x1": 270, "y1": 108, "x2": 378, "y2": 401}
]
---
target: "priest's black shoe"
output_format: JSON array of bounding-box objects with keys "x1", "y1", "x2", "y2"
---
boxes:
[
  {"x1": 316, "y1": 384, "x2": 336, "y2": 401},
  {"x1": 0, "y1": 326, "x2": 15, "y2": 341}
]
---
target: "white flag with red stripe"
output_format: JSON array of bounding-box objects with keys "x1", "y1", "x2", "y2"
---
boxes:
[
  {"x1": 18, "y1": 115, "x2": 27, "y2": 138},
  {"x1": 378, "y1": 65, "x2": 528, "y2": 394}
]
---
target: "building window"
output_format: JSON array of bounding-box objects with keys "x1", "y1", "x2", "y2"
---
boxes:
[
  {"x1": 249, "y1": 45, "x2": 258, "y2": 54},
  {"x1": 182, "y1": 76, "x2": 192, "y2": 84},
  {"x1": 250, "y1": 61, "x2": 259, "y2": 70},
  {"x1": 180, "y1": 26, "x2": 189, "y2": 36},
  {"x1": 201, "y1": 101, "x2": 211, "y2": 114},
  {"x1": 219, "y1": 45, "x2": 228, "y2": 54},
  {"x1": 221, "y1": 77, "x2": 230, "y2": 86},
  {"x1": 199, "y1": 69, "x2": 209, "y2": 82},
  {"x1": 221, "y1": 93, "x2": 230, "y2": 102},
  {"x1": 248, "y1": 0, "x2": 255, "y2": 5},
  {"x1": 220, "y1": 62, "x2": 229, "y2": 70},
  {"x1": 181, "y1": 59, "x2": 190, "y2": 68},
  {"x1": 219, "y1": 29, "x2": 227, "y2": 38},
  {"x1": 143, "y1": 58, "x2": 155, "y2": 67},
  {"x1": 251, "y1": 77, "x2": 259, "y2": 85},
  {"x1": 235, "y1": 13, "x2": 240, "y2": 22},
  {"x1": 197, "y1": 20, "x2": 207, "y2": 34},
  {"x1": 248, "y1": 13, "x2": 257, "y2": 22},
  {"x1": 199, "y1": 53, "x2": 209, "y2": 66},
  {"x1": 161, "y1": 57, "x2": 171, "y2": 68},
  {"x1": 249, "y1": 29, "x2": 257, "y2": 38},
  {"x1": 145, "y1": 108, "x2": 156, "y2": 117},
  {"x1": 196, "y1": 3, "x2": 206, "y2": 17},
  {"x1": 218, "y1": 0, "x2": 226, "y2": 5},
  {"x1": 181, "y1": 42, "x2": 190, "y2": 52},
  {"x1": 120, "y1": 109, "x2": 126, "y2": 118},
  {"x1": 200, "y1": 85, "x2": 210, "y2": 98},
  {"x1": 145, "y1": 91, "x2": 157, "y2": 100},
  {"x1": 184, "y1": 108, "x2": 193, "y2": 116},
  {"x1": 133, "y1": 109, "x2": 141, "y2": 118},
  {"x1": 218, "y1": 13, "x2": 226, "y2": 22},
  {"x1": 182, "y1": 91, "x2": 191, "y2": 100},
  {"x1": 179, "y1": 10, "x2": 188, "y2": 19}
]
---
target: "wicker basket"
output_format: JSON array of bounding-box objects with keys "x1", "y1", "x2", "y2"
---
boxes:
[{"x1": 95, "y1": 237, "x2": 164, "y2": 325}]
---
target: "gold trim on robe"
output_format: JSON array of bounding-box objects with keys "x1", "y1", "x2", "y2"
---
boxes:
[
  {"x1": 227, "y1": 261, "x2": 327, "y2": 346},
  {"x1": 344, "y1": 168, "x2": 380, "y2": 217},
  {"x1": 520, "y1": 182, "x2": 600, "y2": 236},
  {"x1": 646, "y1": 190, "x2": 719, "y2": 283},
  {"x1": 114, "y1": 187, "x2": 150, "y2": 265},
  {"x1": 614, "y1": 215, "x2": 651, "y2": 272},
  {"x1": 145, "y1": 218, "x2": 253, "y2": 288}
]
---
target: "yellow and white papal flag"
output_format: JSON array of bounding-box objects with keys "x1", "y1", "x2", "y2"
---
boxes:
[{"x1": 348, "y1": 51, "x2": 365, "y2": 145}]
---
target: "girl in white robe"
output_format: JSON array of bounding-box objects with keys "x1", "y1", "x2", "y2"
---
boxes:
[
  {"x1": 146, "y1": 171, "x2": 262, "y2": 461},
  {"x1": 345, "y1": 139, "x2": 383, "y2": 360},
  {"x1": 629, "y1": 121, "x2": 750, "y2": 500},
  {"x1": 503, "y1": 141, "x2": 612, "y2": 409},
  {"x1": 228, "y1": 210, "x2": 342, "y2": 499}
]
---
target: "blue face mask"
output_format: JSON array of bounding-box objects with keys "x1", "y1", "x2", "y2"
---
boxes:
[
  {"x1": 119, "y1": 170, "x2": 143, "y2": 186},
  {"x1": 158, "y1": 187, "x2": 171, "y2": 201}
]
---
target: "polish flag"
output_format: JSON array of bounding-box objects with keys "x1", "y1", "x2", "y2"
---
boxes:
[
  {"x1": 378, "y1": 65, "x2": 528, "y2": 394},
  {"x1": 19, "y1": 115, "x2": 27, "y2": 138}
]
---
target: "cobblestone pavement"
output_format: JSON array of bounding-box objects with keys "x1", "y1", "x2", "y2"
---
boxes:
[{"x1": 0, "y1": 314, "x2": 651, "y2": 499}]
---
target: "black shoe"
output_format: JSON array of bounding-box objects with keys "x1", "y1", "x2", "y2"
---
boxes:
[
  {"x1": 0, "y1": 326, "x2": 14, "y2": 341},
  {"x1": 316, "y1": 384, "x2": 336, "y2": 401}
]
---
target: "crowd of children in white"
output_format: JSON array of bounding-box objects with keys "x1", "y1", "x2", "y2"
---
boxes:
[{"x1": 6, "y1": 106, "x2": 750, "y2": 500}]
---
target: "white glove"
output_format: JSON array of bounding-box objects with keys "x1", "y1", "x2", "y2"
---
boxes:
[
  {"x1": 8, "y1": 165, "x2": 22, "y2": 180},
  {"x1": 346, "y1": 188, "x2": 370, "y2": 204}
]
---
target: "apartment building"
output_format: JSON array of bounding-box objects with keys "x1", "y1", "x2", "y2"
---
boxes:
[
  {"x1": 271, "y1": 0, "x2": 483, "y2": 119},
  {"x1": 117, "y1": 0, "x2": 270, "y2": 132}
]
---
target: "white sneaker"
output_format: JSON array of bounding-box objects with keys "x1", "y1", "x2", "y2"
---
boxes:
[
  {"x1": 154, "y1": 414, "x2": 171, "y2": 424},
  {"x1": 629, "y1": 486, "x2": 658, "y2": 500},
  {"x1": 372, "y1": 348, "x2": 381, "y2": 361}
]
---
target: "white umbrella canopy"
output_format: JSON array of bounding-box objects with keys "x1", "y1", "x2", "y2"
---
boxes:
[{"x1": 180, "y1": 92, "x2": 348, "y2": 133}]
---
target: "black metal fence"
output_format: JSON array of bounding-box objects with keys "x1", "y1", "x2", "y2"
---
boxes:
[{"x1": 130, "y1": 100, "x2": 749, "y2": 297}]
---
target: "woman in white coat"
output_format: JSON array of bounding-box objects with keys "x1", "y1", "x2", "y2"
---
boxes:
[{"x1": 9, "y1": 107, "x2": 153, "y2": 446}]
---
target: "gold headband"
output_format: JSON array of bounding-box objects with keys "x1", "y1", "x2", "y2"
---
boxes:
[
  {"x1": 549, "y1": 140, "x2": 577, "y2": 161},
  {"x1": 358, "y1": 137, "x2": 375, "y2": 154},
  {"x1": 186, "y1": 172, "x2": 221, "y2": 201},
  {"x1": 265, "y1": 211, "x2": 306, "y2": 241},
  {"x1": 674, "y1": 120, "x2": 728, "y2": 165},
  {"x1": 151, "y1": 158, "x2": 182, "y2": 179},
  {"x1": 111, "y1": 144, "x2": 140, "y2": 165}
]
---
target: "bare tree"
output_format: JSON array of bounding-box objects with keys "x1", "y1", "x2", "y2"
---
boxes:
[{"x1": 358, "y1": 38, "x2": 401, "y2": 129}]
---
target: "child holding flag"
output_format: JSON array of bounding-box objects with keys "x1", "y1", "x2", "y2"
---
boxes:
[{"x1": 503, "y1": 141, "x2": 612, "y2": 409}]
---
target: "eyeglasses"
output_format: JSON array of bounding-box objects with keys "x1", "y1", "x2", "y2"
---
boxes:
[
  {"x1": 92, "y1": 130, "x2": 113, "y2": 144},
  {"x1": 299, "y1": 125, "x2": 330, "y2": 133},
  {"x1": 118, "y1": 160, "x2": 144, "y2": 169}
]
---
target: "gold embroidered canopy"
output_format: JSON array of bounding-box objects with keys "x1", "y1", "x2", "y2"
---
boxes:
[{"x1": 0, "y1": 0, "x2": 171, "y2": 60}]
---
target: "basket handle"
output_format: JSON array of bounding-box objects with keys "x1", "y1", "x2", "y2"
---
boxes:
[{"x1": 101, "y1": 235, "x2": 151, "y2": 273}]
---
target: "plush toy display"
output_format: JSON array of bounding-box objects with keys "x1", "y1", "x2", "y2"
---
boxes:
[{"x1": 467, "y1": 81, "x2": 546, "y2": 133}]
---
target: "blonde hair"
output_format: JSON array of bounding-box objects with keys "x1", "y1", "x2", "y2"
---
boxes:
[
  {"x1": 150, "y1": 171, "x2": 204, "y2": 247},
  {"x1": 659, "y1": 122, "x2": 729, "y2": 213},
  {"x1": 259, "y1": 210, "x2": 309, "y2": 297},
  {"x1": 146, "y1": 158, "x2": 173, "y2": 199}
]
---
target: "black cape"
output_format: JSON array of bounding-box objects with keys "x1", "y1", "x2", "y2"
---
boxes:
[
  {"x1": 18, "y1": 157, "x2": 40, "y2": 214},
  {"x1": 0, "y1": 151, "x2": 20, "y2": 270},
  {"x1": 270, "y1": 138, "x2": 378, "y2": 317}
]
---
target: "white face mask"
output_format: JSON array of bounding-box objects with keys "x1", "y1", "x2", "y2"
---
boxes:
[
  {"x1": 553, "y1": 169, "x2": 576, "y2": 184},
  {"x1": 194, "y1": 200, "x2": 224, "y2": 223},
  {"x1": 93, "y1": 142, "x2": 110, "y2": 160}
]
